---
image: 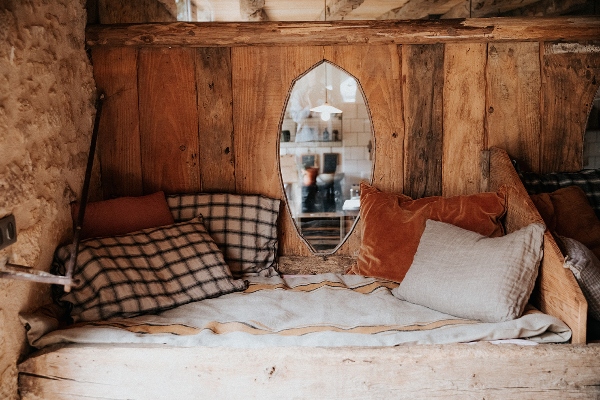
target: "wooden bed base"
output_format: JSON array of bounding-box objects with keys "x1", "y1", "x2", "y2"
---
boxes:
[
  {"x1": 18, "y1": 343, "x2": 600, "y2": 399},
  {"x1": 18, "y1": 147, "x2": 599, "y2": 399}
]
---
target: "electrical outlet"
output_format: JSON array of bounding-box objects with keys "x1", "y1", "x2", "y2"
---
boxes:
[{"x1": 0, "y1": 215, "x2": 17, "y2": 251}]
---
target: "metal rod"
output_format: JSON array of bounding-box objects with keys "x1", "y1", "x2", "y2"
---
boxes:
[
  {"x1": 64, "y1": 92, "x2": 105, "y2": 292},
  {"x1": 0, "y1": 263, "x2": 73, "y2": 285}
]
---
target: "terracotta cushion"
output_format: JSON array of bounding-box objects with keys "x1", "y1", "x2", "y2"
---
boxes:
[
  {"x1": 531, "y1": 186, "x2": 600, "y2": 261},
  {"x1": 73, "y1": 191, "x2": 175, "y2": 240},
  {"x1": 351, "y1": 182, "x2": 507, "y2": 283}
]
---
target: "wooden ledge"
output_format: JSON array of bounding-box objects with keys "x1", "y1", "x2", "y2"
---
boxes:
[
  {"x1": 19, "y1": 343, "x2": 600, "y2": 399},
  {"x1": 86, "y1": 17, "x2": 600, "y2": 48}
]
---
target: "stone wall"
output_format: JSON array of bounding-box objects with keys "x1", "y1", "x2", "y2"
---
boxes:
[{"x1": 0, "y1": 0, "x2": 95, "y2": 397}]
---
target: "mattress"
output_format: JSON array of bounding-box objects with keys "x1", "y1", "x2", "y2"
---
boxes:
[{"x1": 22, "y1": 273, "x2": 571, "y2": 348}]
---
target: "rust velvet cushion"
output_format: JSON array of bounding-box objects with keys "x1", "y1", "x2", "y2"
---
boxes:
[
  {"x1": 351, "y1": 182, "x2": 507, "y2": 283},
  {"x1": 73, "y1": 191, "x2": 175, "y2": 240},
  {"x1": 530, "y1": 186, "x2": 600, "y2": 261}
]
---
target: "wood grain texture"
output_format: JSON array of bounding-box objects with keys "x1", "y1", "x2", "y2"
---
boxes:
[
  {"x1": 486, "y1": 42, "x2": 541, "y2": 172},
  {"x1": 91, "y1": 46, "x2": 143, "y2": 198},
  {"x1": 442, "y1": 43, "x2": 487, "y2": 197},
  {"x1": 488, "y1": 147, "x2": 588, "y2": 343},
  {"x1": 540, "y1": 42, "x2": 600, "y2": 173},
  {"x1": 231, "y1": 46, "x2": 323, "y2": 257},
  {"x1": 19, "y1": 343, "x2": 600, "y2": 399},
  {"x1": 138, "y1": 48, "x2": 201, "y2": 194},
  {"x1": 85, "y1": 17, "x2": 600, "y2": 48},
  {"x1": 196, "y1": 47, "x2": 236, "y2": 192},
  {"x1": 323, "y1": 45, "x2": 402, "y2": 257},
  {"x1": 325, "y1": 45, "x2": 404, "y2": 194},
  {"x1": 380, "y1": 0, "x2": 466, "y2": 20},
  {"x1": 98, "y1": 0, "x2": 176, "y2": 24},
  {"x1": 402, "y1": 44, "x2": 444, "y2": 198}
]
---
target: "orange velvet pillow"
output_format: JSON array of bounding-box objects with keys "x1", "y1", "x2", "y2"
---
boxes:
[
  {"x1": 351, "y1": 182, "x2": 507, "y2": 283},
  {"x1": 531, "y1": 186, "x2": 600, "y2": 261},
  {"x1": 72, "y1": 191, "x2": 175, "y2": 240}
]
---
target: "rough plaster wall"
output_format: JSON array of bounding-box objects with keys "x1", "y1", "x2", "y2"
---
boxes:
[{"x1": 0, "y1": 0, "x2": 95, "y2": 397}]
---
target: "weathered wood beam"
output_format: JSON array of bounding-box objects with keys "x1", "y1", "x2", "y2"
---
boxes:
[
  {"x1": 86, "y1": 17, "x2": 600, "y2": 47},
  {"x1": 320, "y1": 0, "x2": 365, "y2": 21},
  {"x1": 441, "y1": 1, "x2": 470, "y2": 18},
  {"x1": 471, "y1": 0, "x2": 541, "y2": 18},
  {"x1": 379, "y1": 0, "x2": 465, "y2": 20},
  {"x1": 18, "y1": 343, "x2": 600, "y2": 399},
  {"x1": 337, "y1": 0, "x2": 410, "y2": 20},
  {"x1": 492, "y1": 0, "x2": 599, "y2": 17},
  {"x1": 240, "y1": 0, "x2": 268, "y2": 21}
]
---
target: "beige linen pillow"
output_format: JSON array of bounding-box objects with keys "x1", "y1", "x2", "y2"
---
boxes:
[{"x1": 392, "y1": 220, "x2": 545, "y2": 323}]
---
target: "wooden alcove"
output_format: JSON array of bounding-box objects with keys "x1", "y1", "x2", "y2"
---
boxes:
[{"x1": 17, "y1": 17, "x2": 600, "y2": 399}]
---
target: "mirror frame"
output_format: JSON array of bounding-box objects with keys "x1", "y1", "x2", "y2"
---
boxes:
[{"x1": 277, "y1": 59, "x2": 375, "y2": 255}]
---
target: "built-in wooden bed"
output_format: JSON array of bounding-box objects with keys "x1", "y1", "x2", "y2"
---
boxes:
[
  {"x1": 18, "y1": 18, "x2": 600, "y2": 398},
  {"x1": 17, "y1": 147, "x2": 600, "y2": 398}
]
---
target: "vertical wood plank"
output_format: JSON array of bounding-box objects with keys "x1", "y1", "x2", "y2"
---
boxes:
[
  {"x1": 325, "y1": 45, "x2": 404, "y2": 195},
  {"x1": 402, "y1": 44, "x2": 444, "y2": 199},
  {"x1": 196, "y1": 47, "x2": 236, "y2": 192},
  {"x1": 442, "y1": 43, "x2": 487, "y2": 197},
  {"x1": 324, "y1": 44, "x2": 403, "y2": 256},
  {"x1": 541, "y1": 43, "x2": 600, "y2": 173},
  {"x1": 91, "y1": 46, "x2": 142, "y2": 199},
  {"x1": 486, "y1": 42, "x2": 541, "y2": 172},
  {"x1": 232, "y1": 46, "x2": 323, "y2": 257},
  {"x1": 138, "y1": 48, "x2": 201, "y2": 194}
]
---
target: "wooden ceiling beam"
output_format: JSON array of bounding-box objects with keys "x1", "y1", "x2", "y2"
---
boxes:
[
  {"x1": 474, "y1": 0, "x2": 596, "y2": 17},
  {"x1": 86, "y1": 17, "x2": 600, "y2": 47},
  {"x1": 240, "y1": 0, "x2": 268, "y2": 21},
  {"x1": 321, "y1": 0, "x2": 365, "y2": 21},
  {"x1": 470, "y1": 0, "x2": 540, "y2": 17},
  {"x1": 378, "y1": 0, "x2": 466, "y2": 20}
]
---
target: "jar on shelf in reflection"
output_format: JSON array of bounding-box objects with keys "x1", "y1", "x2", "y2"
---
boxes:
[{"x1": 350, "y1": 184, "x2": 360, "y2": 199}]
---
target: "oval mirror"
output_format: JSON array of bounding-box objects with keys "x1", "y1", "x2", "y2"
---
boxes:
[{"x1": 279, "y1": 61, "x2": 374, "y2": 253}]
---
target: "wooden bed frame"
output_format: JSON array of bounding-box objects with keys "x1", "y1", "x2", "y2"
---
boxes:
[{"x1": 17, "y1": 147, "x2": 600, "y2": 399}]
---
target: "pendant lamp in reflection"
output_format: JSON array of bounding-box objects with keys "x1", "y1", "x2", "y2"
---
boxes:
[{"x1": 310, "y1": 64, "x2": 342, "y2": 121}]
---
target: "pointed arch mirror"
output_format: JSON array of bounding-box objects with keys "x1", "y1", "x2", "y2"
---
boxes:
[{"x1": 279, "y1": 61, "x2": 374, "y2": 253}]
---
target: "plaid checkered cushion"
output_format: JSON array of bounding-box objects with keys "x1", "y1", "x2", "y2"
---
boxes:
[
  {"x1": 518, "y1": 168, "x2": 600, "y2": 219},
  {"x1": 53, "y1": 218, "x2": 248, "y2": 322},
  {"x1": 167, "y1": 193, "x2": 280, "y2": 278}
]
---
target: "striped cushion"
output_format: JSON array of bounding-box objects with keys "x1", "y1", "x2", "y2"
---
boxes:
[
  {"x1": 167, "y1": 193, "x2": 280, "y2": 278},
  {"x1": 53, "y1": 218, "x2": 248, "y2": 322}
]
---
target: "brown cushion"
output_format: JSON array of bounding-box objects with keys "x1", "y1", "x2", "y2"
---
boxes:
[
  {"x1": 351, "y1": 182, "x2": 507, "y2": 283},
  {"x1": 73, "y1": 191, "x2": 175, "y2": 240},
  {"x1": 531, "y1": 186, "x2": 600, "y2": 261}
]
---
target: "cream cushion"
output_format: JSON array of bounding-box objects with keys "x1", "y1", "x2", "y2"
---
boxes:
[{"x1": 393, "y1": 220, "x2": 545, "y2": 323}]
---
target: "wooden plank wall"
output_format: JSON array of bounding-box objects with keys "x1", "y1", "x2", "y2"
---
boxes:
[{"x1": 91, "y1": 40, "x2": 600, "y2": 257}]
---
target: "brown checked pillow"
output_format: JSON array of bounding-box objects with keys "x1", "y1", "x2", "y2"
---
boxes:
[{"x1": 351, "y1": 182, "x2": 507, "y2": 283}]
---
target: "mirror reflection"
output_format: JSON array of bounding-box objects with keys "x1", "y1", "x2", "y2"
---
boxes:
[{"x1": 280, "y1": 61, "x2": 373, "y2": 253}]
